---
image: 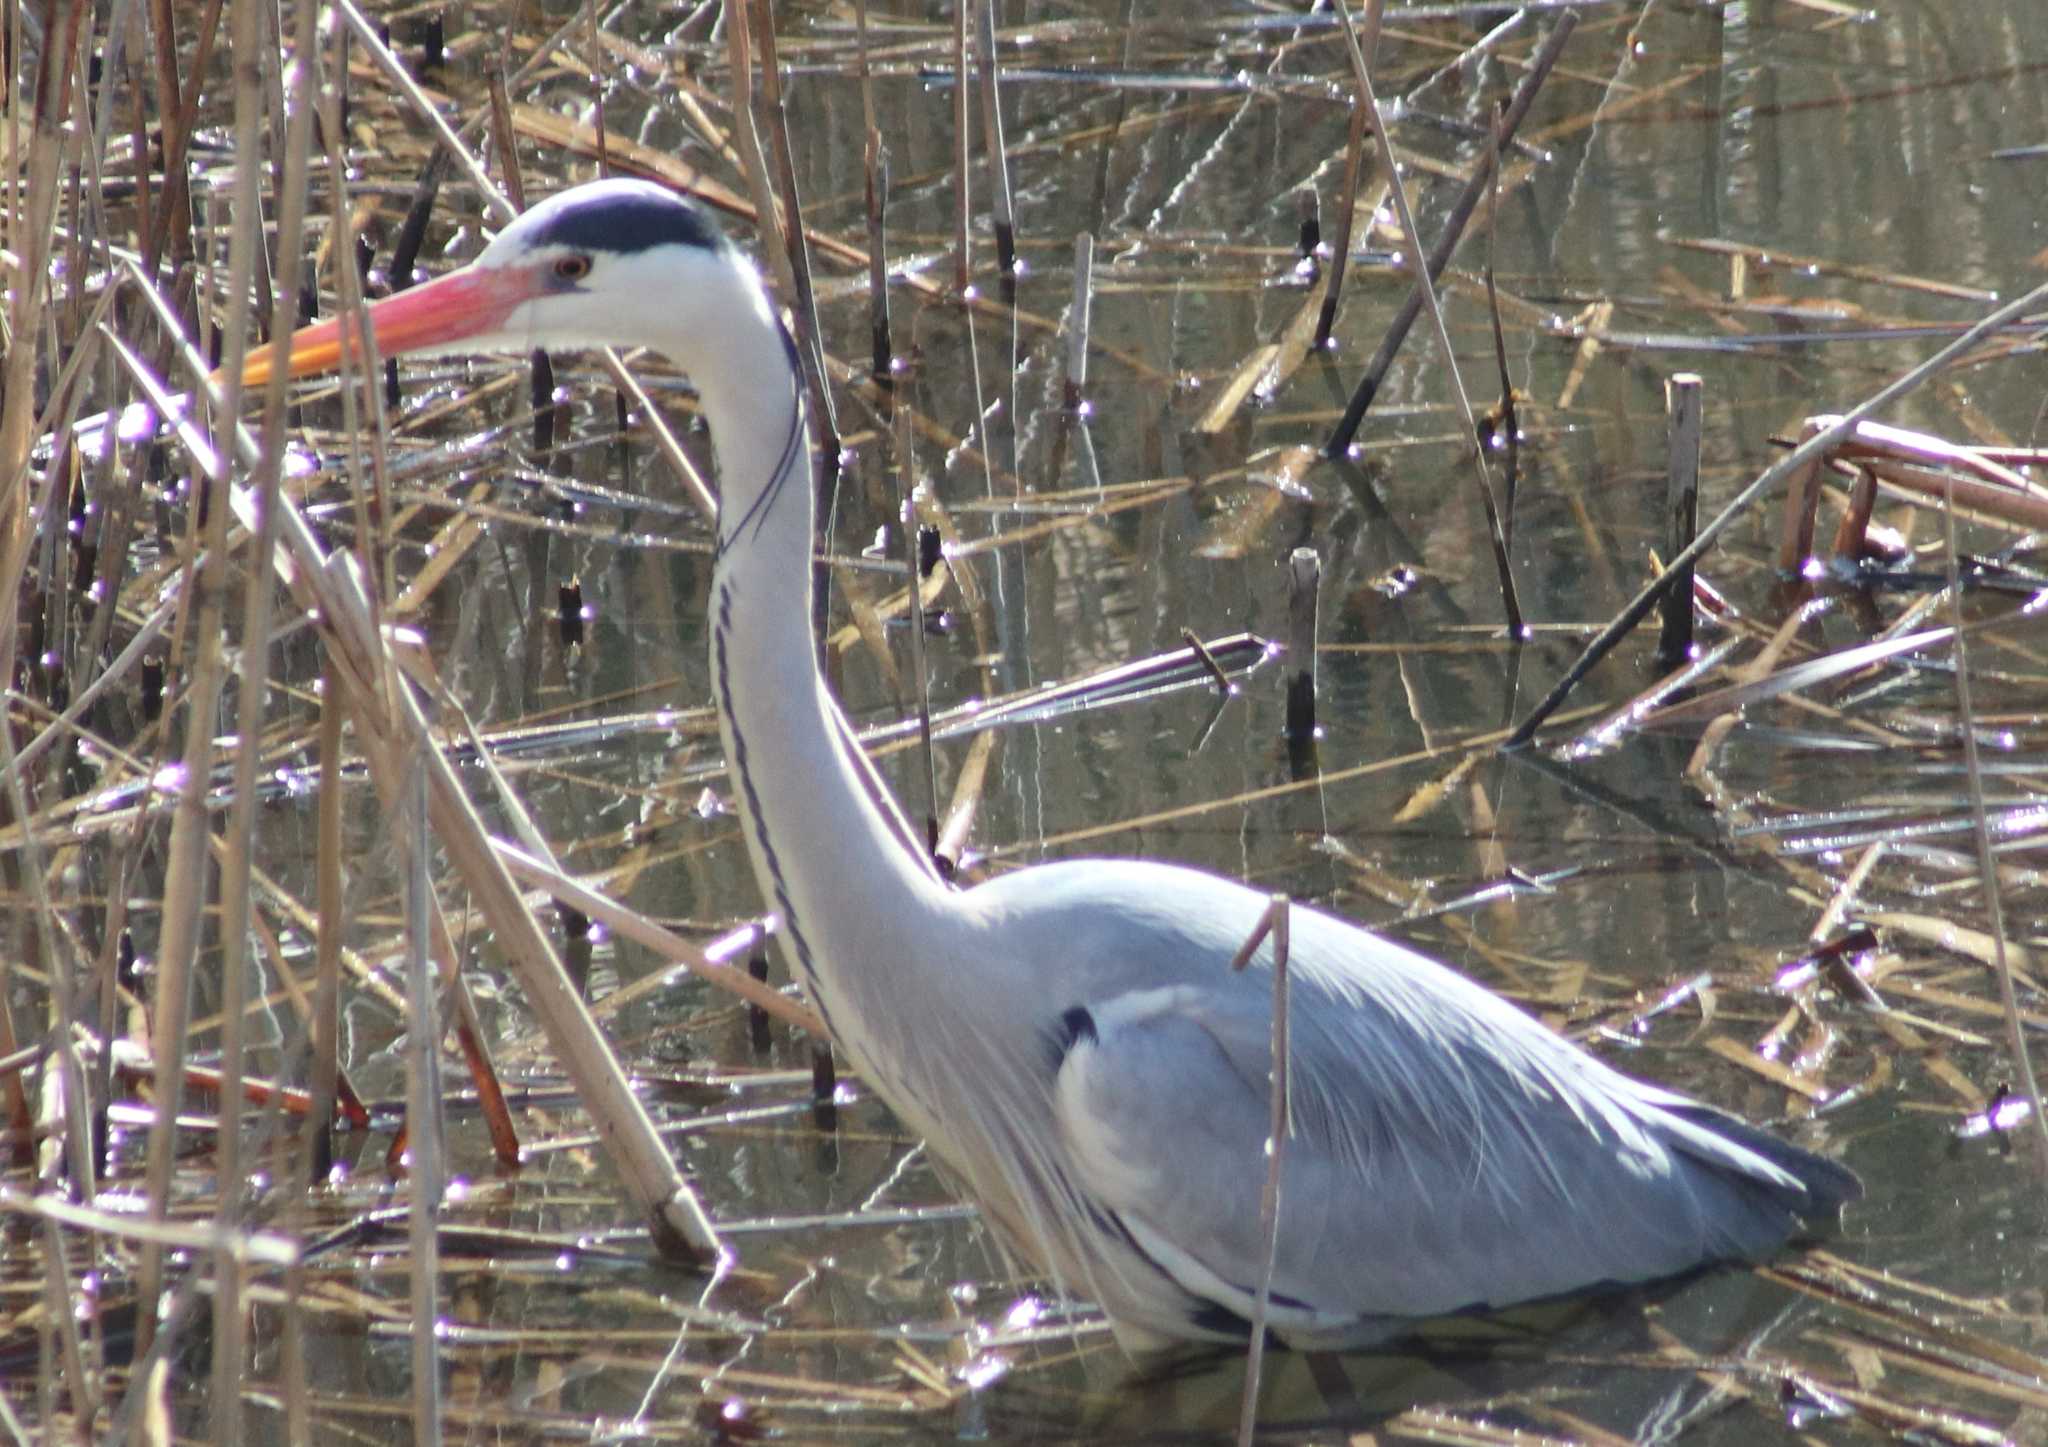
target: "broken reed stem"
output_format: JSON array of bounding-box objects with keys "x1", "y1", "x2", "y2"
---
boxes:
[
  {"x1": 1324, "y1": 12, "x2": 1578, "y2": 458},
  {"x1": 1942, "y1": 479, "x2": 2048, "y2": 1174},
  {"x1": 951, "y1": 0, "x2": 972, "y2": 291},
  {"x1": 973, "y1": 0, "x2": 1016, "y2": 283},
  {"x1": 1657, "y1": 374, "x2": 1703, "y2": 663},
  {"x1": 1064, "y1": 232, "x2": 1094, "y2": 409},
  {"x1": 865, "y1": 130, "x2": 892, "y2": 380},
  {"x1": 1505, "y1": 272, "x2": 2048, "y2": 748},
  {"x1": 1315, "y1": 88, "x2": 1370, "y2": 350},
  {"x1": 1337, "y1": 0, "x2": 1522, "y2": 636},
  {"x1": 896, "y1": 410, "x2": 942, "y2": 855},
  {"x1": 748, "y1": 0, "x2": 842, "y2": 461},
  {"x1": 853, "y1": 0, "x2": 893, "y2": 380},
  {"x1": 1483, "y1": 100, "x2": 1518, "y2": 549}
]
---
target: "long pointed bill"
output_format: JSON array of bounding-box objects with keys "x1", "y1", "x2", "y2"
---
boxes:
[{"x1": 233, "y1": 263, "x2": 544, "y2": 389}]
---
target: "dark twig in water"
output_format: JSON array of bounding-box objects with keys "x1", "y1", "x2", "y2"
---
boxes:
[
  {"x1": 1336, "y1": 0, "x2": 1522, "y2": 635},
  {"x1": 1294, "y1": 186, "x2": 1321, "y2": 261},
  {"x1": 1324, "y1": 13, "x2": 1578, "y2": 458},
  {"x1": 1181, "y1": 628, "x2": 1234, "y2": 698},
  {"x1": 1314, "y1": 80, "x2": 1372, "y2": 351}
]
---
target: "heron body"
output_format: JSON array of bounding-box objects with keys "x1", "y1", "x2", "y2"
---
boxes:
[{"x1": 246, "y1": 179, "x2": 1859, "y2": 1351}]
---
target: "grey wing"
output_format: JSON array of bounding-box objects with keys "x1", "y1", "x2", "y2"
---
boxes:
[{"x1": 1050, "y1": 971, "x2": 1834, "y2": 1341}]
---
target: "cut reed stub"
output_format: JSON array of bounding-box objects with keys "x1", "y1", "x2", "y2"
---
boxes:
[
  {"x1": 811, "y1": 1043, "x2": 839, "y2": 1132},
  {"x1": 747, "y1": 950, "x2": 773, "y2": 1056},
  {"x1": 1295, "y1": 186, "x2": 1322, "y2": 260},
  {"x1": 1285, "y1": 548, "x2": 1322, "y2": 746},
  {"x1": 1657, "y1": 373, "x2": 1703, "y2": 665},
  {"x1": 557, "y1": 577, "x2": 585, "y2": 652}
]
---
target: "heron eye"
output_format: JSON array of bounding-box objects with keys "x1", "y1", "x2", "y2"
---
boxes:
[{"x1": 552, "y1": 254, "x2": 593, "y2": 283}]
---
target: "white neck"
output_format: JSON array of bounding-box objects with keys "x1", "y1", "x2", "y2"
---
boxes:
[{"x1": 696, "y1": 312, "x2": 953, "y2": 1084}]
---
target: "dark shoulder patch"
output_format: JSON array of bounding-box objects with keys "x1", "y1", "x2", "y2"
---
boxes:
[
  {"x1": 1049, "y1": 1005, "x2": 1098, "y2": 1068},
  {"x1": 531, "y1": 186, "x2": 728, "y2": 257},
  {"x1": 1187, "y1": 1299, "x2": 1254, "y2": 1340}
]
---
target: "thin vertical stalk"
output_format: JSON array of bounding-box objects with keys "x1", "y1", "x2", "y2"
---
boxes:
[
  {"x1": 1943, "y1": 483, "x2": 2048, "y2": 1171},
  {"x1": 403, "y1": 743, "x2": 446, "y2": 1443},
  {"x1": 207, "y1": 0, "x2": 315, "y2": 1425},
  {"x1": 307, "y1": 658, "x2": 345, "y2": 1183}
]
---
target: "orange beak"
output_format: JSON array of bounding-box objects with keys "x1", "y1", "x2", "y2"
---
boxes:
[{"x1": 232, "y1": 263, "x2": 544, "y2": 389}]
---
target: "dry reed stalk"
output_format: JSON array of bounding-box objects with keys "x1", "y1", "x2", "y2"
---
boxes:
[
  {"x1": 0, "y1": 0, "x2": 89, "y2": 721},
  {"x1": 302, "y1": 3, "x2": 693, "y2": 1190},
  {"x1": 202, "y1": 0, "x2": 317, "y2": 1428},
  {"x1": 132, "y1": 88, "x2": 265, "y2": 1388},
  {"x1": 1285, "y1": 548, "x2": 1320, "y2": 751}
]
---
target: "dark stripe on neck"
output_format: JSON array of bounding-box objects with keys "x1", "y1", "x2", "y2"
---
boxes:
[{"x1": 713, "y1": 581, "x2": 833, "y2": 1037}]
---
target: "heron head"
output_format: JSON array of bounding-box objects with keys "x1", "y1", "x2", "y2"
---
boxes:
[{"x1": 236, "y1": 179, "x2": 768, "y2": 387}]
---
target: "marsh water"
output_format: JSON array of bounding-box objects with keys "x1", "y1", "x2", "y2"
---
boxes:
[{"x1": 131, "y1": 1, "x2": 2048, "y2": 1440}]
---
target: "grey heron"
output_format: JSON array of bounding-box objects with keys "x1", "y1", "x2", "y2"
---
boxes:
[{"x1": 241, "y1": 178, "x2": 1860, "y2": 1352}]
